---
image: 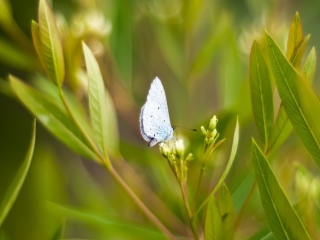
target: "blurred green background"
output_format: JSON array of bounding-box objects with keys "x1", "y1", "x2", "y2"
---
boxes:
[{"x1": 1, "y1": 0, "x2": 320, "y2": 239}]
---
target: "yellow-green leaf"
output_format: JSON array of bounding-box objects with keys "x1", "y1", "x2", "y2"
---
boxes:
[
  {"x1": 249, "y1": 40, "x2": 273, "y2": 149},
  {"x1": 252, "y1": 139, "x2": 310, "y2": 239},
  {"x1": 0, "y1": 120, "x2": 36, "y2": 227},
  {"x1": 291, "y1": 34, "x2": 310, "y2": 69},
  {"x1": 205, "y1": 194, "x2": 222, "y2": 240},
  {"x1": 38, "y1": 0, "x2": 64, "y2": 87},
  {"x1": 286, "y1": 12, "x2": 303, "y2": 60},
  {"x1": 215, "y1": 184, "x2": 234, "y2": 240},
  {"x1": 302, "y1": 47, "x2": 316, "y2": 84},
  {"x1": 83, "y1": 42, "x2": 119, "y2": 156},
  {"x1": 10, "y1": 76, "x2": 99, "y2": 161},
  {"x1": 266, "y1": 32, "x2": 320, "y2": 167}
]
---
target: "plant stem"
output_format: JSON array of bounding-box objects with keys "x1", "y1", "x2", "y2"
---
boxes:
[
  {"x1": 179, "y1": 180, "x2": 199, "y2": 240},
  {"x1": 108, "y1": 165, "x2": 177, "y2": 240}
]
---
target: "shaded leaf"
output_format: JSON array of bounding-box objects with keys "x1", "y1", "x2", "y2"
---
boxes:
[
  {"x1": 302, "y1": 47, "x2": 316, "y2": 84},
  {"x1": 48, "y1": 202, "x2": 168, "y2": 240},
  {"x1": 0, "y1": 0, "x2": 12, "y2": 25},
  {"x1": 291, "y1": 35, "x2": 310, "y2": 69},
  {"x1": 38, "y1": 0, "x2": 64, "y2": 86},
  {"x1": 252, "y1": 139, "x2": 310, "y2": 239},
  {"x1": 0, "y1": 120, "x2": 36, "y2": 227},
  {"x1": 286, "y1": 12, "x2": 303, "y2": 60},
  {"x1": 205, "y1": 194, "x2": 222, "y2": 240},
  {"x1": 268, "y1": 105, "x2": 292, "y2": 153},
  {"x1": 266, "y1": 32, "x2": 320, "y2": 167},
  {"x1": 31, "y1": 20, "x2": 45, "y2": 70},
  {"x1": 0, "y1": 36, "x2": 37, "y2": 70},
  {"x1": 10, "y1": 76, "x2": 99, "y2": 161},
  {"x1": 249, "y1": 40, "x2": 273, "y2": 149},
  {"x1": 215, "y1": 183, "x2": 234, "y2": 240}
]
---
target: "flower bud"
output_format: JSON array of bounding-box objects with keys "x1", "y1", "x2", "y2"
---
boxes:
[
  {"x1": 209, "y1": 115, "x2": 218, "y2": 131},
  {"x1": 201, "y1": 126, "x2": 207, "y2": 136},
  {"x1": 159, "y1": 143, "x2": 170, "y2": 158},
  {"x1": 175, "y1": 140, "x2": 184, "y2": 159},
  {"x1": 185, "y1": 153, "x2": 194, "y2": 161}
]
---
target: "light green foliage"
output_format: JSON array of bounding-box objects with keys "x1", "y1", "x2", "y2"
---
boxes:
[
  {"x1": 37, "y1": 0, "x2": 65, "y2": 87},
  {"x1": 205, "y1": 194, "x2": 222, "y2": 240},
  {"x1": 249, "y1": 40, "x2": 273, "y2": 149},
  {"x1": 252, "y1": 140, "x2": 310, "y2": 239},
  {"x1": 266, "y1": 32, "x2": 320, "y2": 167},
  {"x1": 83, "y1": 42, "x2": 119, "y2": 157}
]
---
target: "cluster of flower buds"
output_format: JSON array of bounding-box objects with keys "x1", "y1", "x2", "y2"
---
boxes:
[
  {"x1": 201, "y1": 115, "x2": 219, "y2": 151},
  {"x1": 159, "y1": 140, "x2": 193, "y2": 182}
]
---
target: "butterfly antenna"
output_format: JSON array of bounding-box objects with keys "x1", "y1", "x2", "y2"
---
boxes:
[{"x1": 172, "y1": 125, "x2": 197, "y2": 132}]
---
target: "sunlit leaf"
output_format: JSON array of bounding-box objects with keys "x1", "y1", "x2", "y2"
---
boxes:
[
  {"x1": 302, "y1": 47, "x2": 316, "y2": 84},
  {"x1": 0, "y1": 120, "x2": 36, "y2": 227},
  {"x1": 204, "y1": 194, "x2": 222, "y2": 240},
  {"x1": 266, "y1": 32, "x2": 320, "y2": 167},
  {"x1": 31, "y1": 20, "x2": 45, "y2": 70},
  {"x1": 286, "y1": 12, "x2": 303, "y2": 61},
  {"x1": 10, "y1": 76, "x2": 99, "y2": 162},
  {"x1": 83, "y1": 43, "x2": 119, "y2": 156},
  {"x1": 215, "y1": 183, "x2": 234, "y2": 240},
  {"x1": 38, "y1": 0, "x2": 64, "y2": 87},
  {"x1": 48, "y1": 202, "x2": 168, "y2": 240},
  {"x1": 252, "y1": 139, "x2": 310, "y2": 239},
  {"x1": 249, "y1": 40, "x2": 273, "y2": 149}
]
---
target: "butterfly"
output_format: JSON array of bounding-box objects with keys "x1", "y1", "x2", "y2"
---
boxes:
[{"x1": 140, "y1": 77, "x2": 174, "y2": 147}]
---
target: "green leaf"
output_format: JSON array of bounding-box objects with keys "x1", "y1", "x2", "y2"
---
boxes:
[
  {"x1": 286, "y1": 12, "x2": 303, "y2": 60},
  {"x1": 302, "y1": 47, "x2": 316, "y2": 84},
  {"x1": 0, "y1": 120, "x2": 36, "y2": 227},
  {"x1": 268, "y1": 105, "x2": 292, "y2": 153},
  {"x1": 83, "y1": 42, "x2": 119, "y2": 156},
  {"x1": 291, "y1": 34, "x2": 310, "y2": 69},
  {"x1": 269, "y1": 46, "x2": 315, "y2": 153},
  {"x1": 10, "y1": 76, "x2": 99, "y2": 162},
  {"x1": 38, "y1": 0, "x2": 64, "y2": 87},
  {"x1": 31, "y1": 20, "x2": 45, "y2": 69},
  {"x1": 48, "y1": 202, "x2": 168, "y2": 240},
  {"x1": 195, "y1": 118, "x2": 239, "y2": 217},
  {"x1": 205, "y1": 194, "x2": 222, "y2": 240},
  {"x1": 215, "y1": 183, "x2": 234, "y2": 240},
  {"x1": 266, "y1": 32, "x2": 320, "y2": 167},
  {"x1": 249, "y1": 40, "x2": 273, "y2": 149},
  {"x1": 251, "y1": 139, "x2": 310, "y2": 239}
]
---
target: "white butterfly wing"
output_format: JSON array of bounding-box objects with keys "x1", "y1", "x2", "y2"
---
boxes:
[{"x1": 140, "y1": 77, "x2": 173, "y2": 147}]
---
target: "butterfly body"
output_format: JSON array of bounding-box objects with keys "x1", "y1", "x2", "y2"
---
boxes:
[{"x1": 140, "y1": 77, "x2": 174, "y2": 147}]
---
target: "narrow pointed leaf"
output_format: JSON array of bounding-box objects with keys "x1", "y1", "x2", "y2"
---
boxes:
[
  {"x1": 38, "y1": 0, "x2": 64, "y2": 86},
  {"x1": 266, "y1": 32, "x2": 320, "y2": 167},
  {"x1": 291, "y1": 35, "x2": 310, "y2": 69},
  {"x1": 249, "y1": 40, "x2": 273, "y2": 148},
  {"x1": 252, "y1": 140, "x2": 310, "y2": 239},
  {"x1": 31, "y1": 20, "x2": 45, "y2": 69},
  {"x1": 195, "y1": 119, "x2": 239, "y2": 216},
  {"x1": 302, "y1": 47, "x2": 316, "y2": 84},
  {"x1": 286, "y1": 12, "x2": 303, "y2": 60},
  {"x1": 215, "y1": 183, "x2": 234, "y2": 240},
  {"x1": 269, "y1": 105, "x2": 292, "y2": 152},
  {"x1": 205, "y1": 195, "x2": 222, "y2": 240},
  {"x1": 269, "y1": 46, "x2": 315, "y2": 153},
  {"x1": 10, "y1": 76, "x2": 99, "y2": 161},
  {"x1": 0, "y1": 120, "x2": 36, "y2": 227},
  {"x1": 83, "y1": 43, "x2": 119, "y2": 156}
]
